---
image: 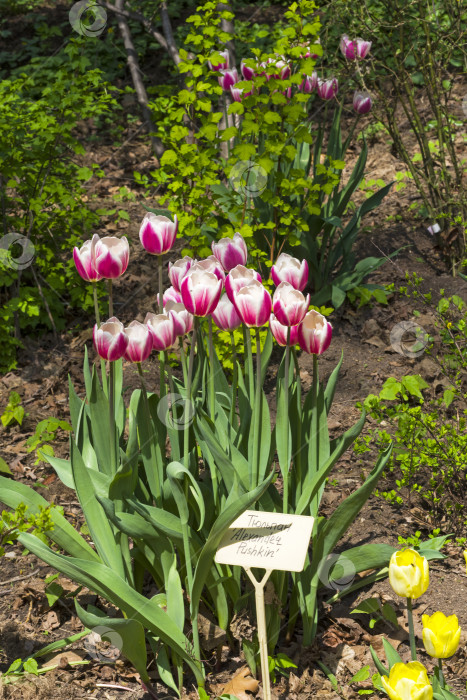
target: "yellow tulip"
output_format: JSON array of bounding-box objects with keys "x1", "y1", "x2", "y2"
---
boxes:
[
  {"x1": 388, "y1": 548, "x2": 429, "y2": 599},
  {"x1": 422, "y1": 611, "x2": 461, "y2": 658},
  {"x1": 381, "y1": 661, "x2": 433, "y2": 700},
  {"x1": 463, "y1": 550, "x2": 467, "y2": 575}
]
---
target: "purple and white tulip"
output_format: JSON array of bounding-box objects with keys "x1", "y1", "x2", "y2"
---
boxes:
[
  {"x1": 269, "y1": 314, "x2": 300, "y2": 346},
  {"x1": 145, "y1": 312, "x2": 176, "y2": 351},
  {"x1": 271, "y1": 253, "x2": 309, "y2": 292},
  {"x1": 180, "y1": 269, "x2": 223, "y2": 317},
  {"x1": 233, "y1": 280, "x2": 272, "y2": 328},
  {"x1": 73, "y1": 234, "x2": 102, "y2": 282},
  {"x1": 230, "y1": 85, "x2": 254, "y2": 102},
  {"x1": 299, "y1": 72, "x2": 318, "y2": 94},
  {"x1": 266, "y1": 57, "x2": 291, "y2": 80},
  {"x1": 225, "y1": 265, "x2": 262, "y2": 305},
  {"x1": 298, "y1": 310, "x2": 332, "y2": 355},
  {"x1": 94, "y1": 236, "x2": 129, "y2": 279},
  {"x1": 212, "y1": 232, "x2": 248, "y2": 272},
  {"x1": 165, "y1": 300, "x2": 194, "y2": 336},
  {"x1": 340, "y1": 35, "x2": 372, "y2": 60},
  {"x1": 208, "y1": 49, "x2": 229, "y2": 72},
  {"x1": 218, "y1": 68, "x2": 239, "y2": 91},
  {"x1": 124, "y1": 320, "x2": 153, "y2": 363},
  {"x1": 353, "y1": 90, "x2": 372, "y2": 115},
  {"x1": 93, "y1": 317, "x2": 129, "y2": 361},
  {"x1": 190, "y1": 256, "x2": 225, "y2": 282},
  {"x1": 139, "y1": 213, "x2": 178, "y2": 256},
  {"x1": 240, "y1": 59, "x2": 255, "y2": 80},
  {"x1": 168, "y1": 256, "x2": 194, "y2": 292},
  {"x1": 273, "y1": 282, "x2": 310, "y2": 327},
  {"x1": 212, "y1": 294, "x2": 242, "y2": 331},
  {"x1": 317, "y1": 77, "x2": 338, "y2": 101},
  {"x1": 299, "y1": 39, "x2": 321, "y2": 60},
  {"x1": 157, "y1": 286, "x2": 183, "y2": 308}
]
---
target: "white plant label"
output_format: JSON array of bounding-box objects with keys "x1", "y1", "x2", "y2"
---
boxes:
[{"x1": 215, "y1": 510, "x2": 314, "y2": 572}]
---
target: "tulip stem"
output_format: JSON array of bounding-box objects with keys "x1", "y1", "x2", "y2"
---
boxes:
[
  {"x1": 180, "y1": 342, "x2": 188, "y2": 386},
  {"x1": 184, "y1": 318, "x2": 198, "y2": 471},
  {"x1": 208, "y1": 318, "x2": 216, "y2": 423},
  {"x1": 292, "y1": 346, "x2": 302, "y2": 492},
  {"x1": 108, "y1": 279, "x2": 113, "y2": 318},
  {"x1": 406, "y1": 597, "x2": 417, "y2": 661},
  {"x1": 229, "y1": 331, "x2": 238, "y2": 426},
  {"x1": 243, "y1": 324, "x2": 254, "y2": 405},
  {"x1": 93, "y1": 283, "x2": 107, "y2": 391},
  {"x1": 109, "y1": 360, "x2": 117, "y2": 475},
  {"x1": 157, "y1": 255, "x2": 163, "y2": 314},
  {"x1": 438, "y1": 658, "x2": 444, "y2": 688},
  {"x1": 283, "y1": 328, "x2": 291, "y2": 514},
  {"x1": 251, "y1": 328, "x2": 262, "y2": 489}
]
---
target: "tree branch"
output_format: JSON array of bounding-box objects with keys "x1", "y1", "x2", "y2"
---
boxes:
[
  {"x1": 160, "y1": 1, "x2": 181, "y2": 66},
  {"x1": 113, "y1": 0, "x2": 164, "y2": 159}
]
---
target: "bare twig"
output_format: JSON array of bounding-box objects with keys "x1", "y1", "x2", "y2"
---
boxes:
[
  {"x1": 0, "y1": 567, "x2": 40, "y2": 586},
  {"x1": 114, "y1": 0, "x2": 164, "y2": 159},
  {"x1": 101, "y1": 1, "x2": 169, "y2": 53},
  {"x1": 160, "y1": 1, "x2": 181, "y2": 66}
]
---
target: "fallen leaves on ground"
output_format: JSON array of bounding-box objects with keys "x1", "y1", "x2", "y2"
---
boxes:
[{"x1": 219, "y1": 666, "x2": 259, "y2": 699}]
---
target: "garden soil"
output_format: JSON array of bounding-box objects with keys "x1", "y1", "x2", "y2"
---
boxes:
[{"x1": 0, "y1": 4, "x2": 466, "y2": 698}]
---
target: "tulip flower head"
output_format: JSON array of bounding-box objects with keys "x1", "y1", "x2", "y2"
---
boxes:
[
  {"x1": 266, "y1": 57, "x2": 291, "y2": 80},
  {"x1": 212, "y1": 232, "x2": 248, "y2": 272},
  {"x1": 139, "y1": 213, "x2": 178, "y2": 256},
  {"x1": 340, "y1": 35, "x2": 372, "y2": 60},
  {"x1": 234, "y1": 280, "x2": 272, "y2": 328},
  {"x1": 381, "y1": 662, "x2": 432, "y2": 700},
  {"x1": 299, "y1": 72, "x2": 318, "y2": 94},
  {"x1": 388, "y1": 548, "x2": 429, "y2": 599},
  {"x1": 157, "y1": 286, "x2": 183, "y2": 309},
  {"x1": 212, "y1": 293, "x2": 242, "y2": 331},
  {"x1": 299, "y1": 38, "x2": 321, "y2": 59},
  {"x1": 168, "y1": 256, "x2": 193, "y2": 292},
  {"x1": 270, "y1": 314, "x2": 299, "y2": 346},
  {"x1": 225, "y1": 265, "x2": 262, "y2": 304},
  {"x1": 271, "y1": 253, "x2": 309, "y2": 291},
  {"x1": 145, "y1": 312, "x2": 176, "y2": 351},
  {"x1": 317, "y1": 77, "x2": 338, "y2": 100},
  {"x1": 93, "y1": 317, "x2": 129, "y2": 361},
  {"x1": 240, "y1": 58, "x2": 255, "y2": 80},
  {"x1": 218, "y1": 68, "x2": 239, "y2": 91},
  {"x1": 94, "y1": 236, "x2": 129, "y2": 279},
  {"x1": 273, "y1": 282, "x2": 310, "y2": 327},
  {"x1": 208, "y1": 49, "x2": 229, "y2": 72},
  {"x1": 230, "y1": 85, "x2": 254, "y2": 102},
  {"x1": 353, "y1": 91, "x2": 373, "y2": 115},
  {"x1": 464, "y1": 550, "x2": 467, "y2": 575},
  {"x1": 73, "y1": 234, "x2": 102, "y2": 282},
  {"x1": 124, "y1": 320, "x2": 153, "y2": 363},
  {"x1": 422, "y1": 612, "x2": 461, "y2": 659},
  {"x1": 165, "y1": 300, "x2": 194, "y2": 336},
  {"x1": 298, "y1": 310, "x2": 332, "y2": 355},
  {"x1": 180, "y1": 269, "x2": 223, "y2": 317},
  {"x1": 190, "y1": 256, "x2": 225, "y2": 282}
]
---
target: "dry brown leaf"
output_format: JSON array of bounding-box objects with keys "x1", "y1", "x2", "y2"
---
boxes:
[
  {"x1": 220, "y1": 666, "x2": 259, "y2": 699},
  {"x1": 42, "y1": 650, "x2": 86, "y2": 669}
]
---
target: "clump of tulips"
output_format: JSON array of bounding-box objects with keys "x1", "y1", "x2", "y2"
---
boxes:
[{"x1": 371, "y1": 547, "x2": 463, "y2": 699}]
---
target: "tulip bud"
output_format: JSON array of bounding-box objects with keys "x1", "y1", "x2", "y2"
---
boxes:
[
  {"x1": 94, "y1": 236, "x2": 129, "y2": 279},
  {"x1": 381, "y1": 662, "x2": 432, "y2": 700},
  {"x1": 208, "y1": 49, "x2": 229, "y2": 72},
  {"x1": 124, "y1": 320, "x2": 153, "y2": 363},
  {"x1": 225, "y1": 265, "x2": 262, "y2": 305},
  {"x1": 270, "y1": 314, "x2": 299, "y2": 346},
  {"x1": 180, "y1": 269, "x2": 223, "y2": 317},
  {"x1": 298, "y1": 310, "x2": 332, "y2": 355},
  {"x1": 271, "y1": 253, "x2": 309, "y2": 291},
  {"x1": 317, "y1": 77, "x2": 338, "y2": 100},
  {"x1": 353, "y1": 90, "x2": 372, "y2": 115},
  {"x1": 93, "y1": 317, "x2": 129, "y2": 361},
  {"x1": 168, "y1": 256, "x2": 194, "y2": 292},
  {"x1": 240, "y1": 58, "x2": 255, "y2": 80},
  {"x1": 234, "y1": 280, "x2": 272, "y2": 328},
  {"x1": 422, "y1": 612, "x2": 461, "y2": 659},
  {"x1": 273, "y1": 282, "x2": 309, "y2": 327},
  {"x1": 212, "y1": 294, "x2": 242, "y2": 331},
  {"x1": 73, "y1": 234, "x2": 102, "y2": 282},
  {"x1": 218, "y1": 68, "x2": 239, "y2": 91},
  {"x1": 299, "y1": 72, "x2": 318, "y2": 94},
  {"x1": 340, "y1": 35, "x2": 372, "y2": 60},
  {"x1": 145, "y1": 312, "x2": 176, "y2": 351},
  {"x1": 165, "y1": 300, "x2": 194, "y2": 336},
  {"x1": 212, "y1": 232, "x2": 248, "y2": 272},
  {"x1": 388, "y1": 548, "x2": 429, "y2": 599},
  {"x1": 139, "y1": 213, "x2": 178, "y2": 256}
]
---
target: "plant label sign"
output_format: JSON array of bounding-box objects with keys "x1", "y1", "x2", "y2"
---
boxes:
[{"x1": 215, "y1": 510, "x2": 314, "y2": 572}]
